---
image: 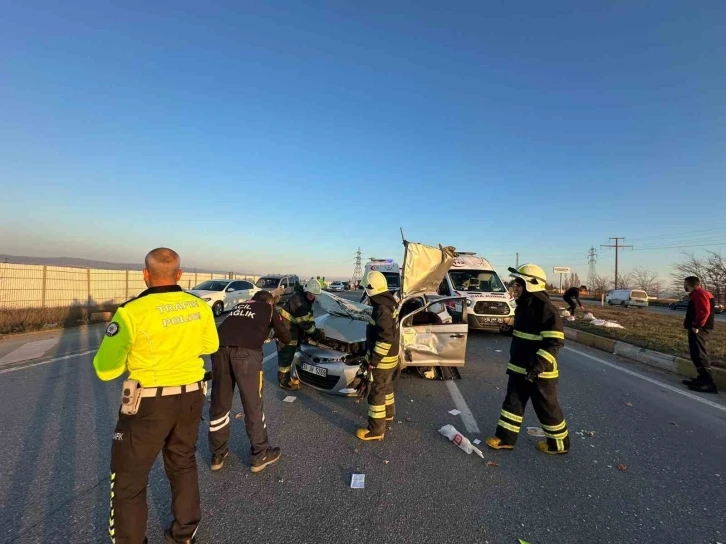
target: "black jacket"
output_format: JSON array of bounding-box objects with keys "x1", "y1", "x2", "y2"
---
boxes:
[
  {"x1": 366, "y1": 292, "x2": 400, "y2": 369},
  {"x1": 502, "y1": 291, "x2": 564, "y2": 379},
  {"x1": 280, "y1": 291, "x2": 323, "y2": 342},
  {"x1": 217, "y1": 300, "x2": 290, "y2": 349}
]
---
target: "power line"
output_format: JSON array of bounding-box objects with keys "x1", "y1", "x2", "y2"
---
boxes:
[
  {"x1": 632, "y1": 241, "x2": 725, "y2": 252},
  {"x1": 601, "y1": 237, "x2": 633, "y2": 290}
]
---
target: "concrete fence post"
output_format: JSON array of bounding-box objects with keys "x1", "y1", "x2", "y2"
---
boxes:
[
  {"x1": 87, "y1": 268, "x2": 91, "y2": 308},
  {"x1": 125, "y1": 270, "x2": 129, "y2": 300},
  {"x1": 41, "y1": 265, "x2": 47, "y2": 308}
]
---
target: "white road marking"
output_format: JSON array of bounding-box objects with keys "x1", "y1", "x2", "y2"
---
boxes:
[
  {"x1": 0, "y1": 349, "x2": 95, "y2": 375},
  {"x1": 0, "y1": 339, "x2": 60, "y2": 365},
  {"x1": 445, "y1": 380, "x2": 481, "y2": 434},
  {"x1": 565, "y1": 347, "x2": 726, "y2": 413}
]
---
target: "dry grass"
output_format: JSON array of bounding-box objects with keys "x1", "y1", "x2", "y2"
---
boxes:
[
  {"x1": 0, "y1": 306, "x2": 116, "y2": 336},
  {"x1": 561, "y1": 305, "x2": 726, "y2": 369}
]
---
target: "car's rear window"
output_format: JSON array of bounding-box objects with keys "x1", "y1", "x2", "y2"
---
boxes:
[{"x1": 631, "y1": 290, "x2": 647, "y2": 299}]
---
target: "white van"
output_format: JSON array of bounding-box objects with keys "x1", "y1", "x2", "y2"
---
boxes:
[
  {"x1": 364, "y1": 259, "x2": 401, "y2": 294},
  {"x1": 606, "y1": 289, "x2": 649, "y2": 308},
  {"x1": 437, "y1": 252, "x2": 515, "y2": 330}
]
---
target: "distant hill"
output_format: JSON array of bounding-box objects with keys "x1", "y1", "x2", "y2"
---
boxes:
[{"x1": 0, "y1": 254, "x2": 220, "y2": 273}]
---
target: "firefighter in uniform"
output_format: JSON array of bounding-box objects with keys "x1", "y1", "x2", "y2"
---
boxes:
[
  {"x1": 208, "y1": 290, "x2": 291, "y2": 472},
  {"x1": 485, "y1": 264, "x2": 570, "y2": 455},
  {"x1": 277, "y1": 278, "x2": 325, "y2": 390},
  {"x1": 93, "y1": 248, "x2": 219, "y2": 544},
  {"x1": 356, "y1": 270, "x2": 400, "y2": 441}
]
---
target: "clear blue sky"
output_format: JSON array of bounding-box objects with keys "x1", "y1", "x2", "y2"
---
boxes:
[{"x1": 1, "y1": 1, "x2": 724, "y2": 284}]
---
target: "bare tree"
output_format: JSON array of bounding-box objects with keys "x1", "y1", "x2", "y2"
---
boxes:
[
  {"x1": 632, "y1": 266, "x2": 660, "y2": 295},
  {"x1": 563, "y1": 272, "x2": 581, "y2": 291},
  {"x1": 590, "y1": 274, "x2": 612, "y2": 297},
  {"x1": 616, "y1": 272, "x2": 634, "y2": 290},
  {"x1": 672, "y1": 251, "x2": 726, "y2": 303}
]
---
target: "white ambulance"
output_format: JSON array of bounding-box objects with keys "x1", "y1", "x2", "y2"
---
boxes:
[
  {"x1": 363, "y1": 259, "x2": 401, "y2": 294},
  {"x1": 437, "y1": 252, "x2": 515, "y2": 331}
]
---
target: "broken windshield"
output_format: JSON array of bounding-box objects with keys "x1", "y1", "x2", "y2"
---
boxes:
[{"x1": 449, "y1": 270, "x2": 506, "y2": 293}]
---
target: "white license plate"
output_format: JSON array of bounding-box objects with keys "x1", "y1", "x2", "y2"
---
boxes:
[
  {"x1": 302, "y1": 363, "x2": 327, "y2": 377},
  {"x1": 482, "y1": 317, "x2": 503, "y2": 323}
]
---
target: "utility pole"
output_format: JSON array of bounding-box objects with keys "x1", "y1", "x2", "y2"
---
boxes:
[
  {"x1": 352, "y1": 248, "x2": 363, "y2": 286},
  {"x1": 587, "y1": 247, "x2": 597, "y2": 291},
  {"x1": 600, "y1": 238, "x2": 633, "y2": 290}
]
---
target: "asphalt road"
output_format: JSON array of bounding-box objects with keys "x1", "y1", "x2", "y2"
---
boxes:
[{"x1": 0, "y1": 291, "x2": 725, "y2": 544}]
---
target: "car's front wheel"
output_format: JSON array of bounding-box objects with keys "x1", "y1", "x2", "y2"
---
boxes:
[{"x1": 212, "y1": 301, "x2": 224, "y2": 317}]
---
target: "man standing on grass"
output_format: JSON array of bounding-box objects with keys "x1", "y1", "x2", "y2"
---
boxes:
[
  {"x1": 563, "y1": 285, "x2": 586, "y2": 319},
  {"x1": 681, "y1": 276, "x2": 718, "y2": 394}
]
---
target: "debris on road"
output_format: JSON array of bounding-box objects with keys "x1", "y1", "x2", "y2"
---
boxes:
[
  {"x1": 473, "y1": 439, "x2": 482, "y2": 445},
  {"x1": 625, "y1": 402, "x2": 633, "y2": 407},
  {"x1": 495, "y1": 349, "x2": 502, "y2": 353},
  {"x1": 486, "y1": 461, "x2": 499, "y2": 467},
  {"x1": 617, "y1": 464, "x2": 628, "y2": 472},
  {"x1": 384, "y1": 460, "x2": 390, "y2": 464},
  {"x1": 448, "y1": 409, "x2": 462, "y2": 416},
  {"x1": 527, "y1": 427, "x2": 546, "y2": 437},
  {"x1": 350, "y1": 474, "x2": 365, "y2": 489},
  {"x1": 438, "y1": 424, "x2": 484, "y2": 459},
  {"x1": 519, "y1": 540, "x2": 531, "y2": 544},
  {"x1": 575, "y1": 429, "x2": 596, "y2": 438},
  {"x1": 669, "y1": 421, "x2": 679, "y2": 427},
  {"x1": 406, "y1": 416, "x2": 412, "y2": 422},
  {"x1": 283, "y1": 396, "x2": 297, "y2": 403}
]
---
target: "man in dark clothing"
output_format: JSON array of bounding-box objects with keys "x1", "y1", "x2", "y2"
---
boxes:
[
  {"x1": 277, "y1": 279, "x2": 326, "y2": 390},
  {"x1": 681, "y1": 276, "x2": 718, "y2": 394},
  {"x1": 356, "y1": 270, "x2": 400, "y2": 441},
  {"x1": 486, "y1": 263, "x2": 570, "y2": 455},
  {"x1": 208, "y1": 290, "x2": 291, "y2": 473},
  {"x1": 563, "y1": 285, "x2": 585, "y2": 318}
]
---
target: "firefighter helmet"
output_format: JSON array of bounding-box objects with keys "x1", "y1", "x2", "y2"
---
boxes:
[
  {"x1": 509, "y1": 263, "x2": 547, "y2": 293},
  {"x1": 362, "y1": 270, "x2": 389, "y2": 297},
  {"x1": 303, "y1": 278, "x2": 322, "y2": 295}
]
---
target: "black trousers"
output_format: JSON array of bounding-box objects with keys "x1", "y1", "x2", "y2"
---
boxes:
[
  {"x1": 208, "y1": 347, "x2": 269, "y2": 462},
  {"x1": 564, "y1": 296, "x2": 577, "y2": 316},
  {"x1": 688, "y1": 329, "x2": 713, "y2": 384},
  {"x1": 110, "y1": 388, "x2": 205, "y2": 544},
  {"x1": 367, "y1": 366, "x2": 396, "y2": 436},
  {"x1": 495, "y1": 374, "x2": 570, "y2": 452}
]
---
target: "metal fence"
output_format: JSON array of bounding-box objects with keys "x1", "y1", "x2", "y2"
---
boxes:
[{"x1": 0, "y1": 263, "x2": 259, "y2": 310}]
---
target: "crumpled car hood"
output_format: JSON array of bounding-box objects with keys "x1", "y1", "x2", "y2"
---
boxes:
[
  {"x1": 401, "y1": 241, "x2": 457, "y2": 299},
  {"x1": 317, "y1": 292, "x2": 372, "y2": 322}
]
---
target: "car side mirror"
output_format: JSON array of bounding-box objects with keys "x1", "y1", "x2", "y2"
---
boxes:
[{"x1": 226, "y1": 287, "x2": 235, "y2": 292}]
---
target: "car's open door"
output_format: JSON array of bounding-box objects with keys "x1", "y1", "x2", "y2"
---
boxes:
[{"x1": 399, "y1": 296, "x2": 468, "y2": 368}]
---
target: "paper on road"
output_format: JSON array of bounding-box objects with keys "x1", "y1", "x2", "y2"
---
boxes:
[
  {"x1": 526, "y1": 427, "x2": 546, "y2": 437},
  {"x1": 448, "y1": 409, "x2": 462, "y2": 416},
  {"x1": 283, "y1": 396, "x2": 297, "y2": 403},
  {"x1": 350, "y1": 474, "x2": 365, "y2": 489}
]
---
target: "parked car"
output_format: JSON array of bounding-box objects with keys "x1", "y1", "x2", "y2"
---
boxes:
[
  {"x1": 292, "y1": 241, "x2": 469, "y2": 396},
  {"x1": 188, "y1": 279, "x2": 259, "y2": 317},
  {"x1": 255, "y1": 274, "x2": 300, "y2": 304},
  {"x1": 606, "y1": 289, "x2": 649, "y2": 308},
  {"x1": 328, "y1": 281, "x2": 345, "y2": 292}
]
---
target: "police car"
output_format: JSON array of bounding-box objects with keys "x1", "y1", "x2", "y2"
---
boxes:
[{"x1": 437, "y1": 252, "x2": 515, "y2": 331}]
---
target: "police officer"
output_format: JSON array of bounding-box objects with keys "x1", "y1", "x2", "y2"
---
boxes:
[
  {"x1": 208, "y1": 290, "x2": 291, "y2": 473},
  {"x1": 277, "y1": 278, "x2": 325, "y2": 390},
  {"x1": 93, "y1": 248, "x2": 219, "y2": 544},
  {"x1": 356, "y1": 270, "x2": 399, "y2": 441},
  {"x1": 486, "y1": 264, "x2": 570, "y2": 455}
]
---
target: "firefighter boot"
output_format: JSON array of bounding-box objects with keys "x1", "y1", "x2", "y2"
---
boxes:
[
  {"x1": 278, "y1": 371, "x2": 299, "y2": 391},
  {"x1": 536, "y1": 441, "x2": 570, "y2": 455},
  {"x1": 356, "y1": 428, "x2": 384, "y2": 441},
  {"x1": 485, "y1": 437, "x2": 514, "y2": 450}
]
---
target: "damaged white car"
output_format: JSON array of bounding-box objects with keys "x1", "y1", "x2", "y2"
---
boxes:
[{"x1": 292, "y1": 241, "x2": 470, "y2": 395}]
